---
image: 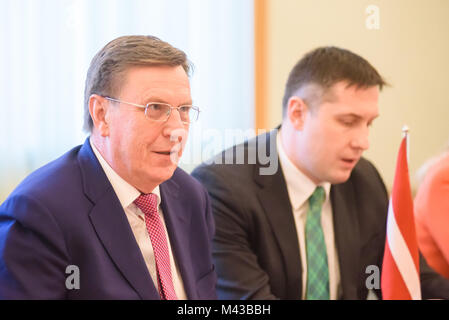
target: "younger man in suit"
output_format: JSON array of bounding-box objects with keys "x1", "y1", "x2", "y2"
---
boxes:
[
  {"x1": 0, "y1": 35, "x2": 216, "y2": 299},
  {"x1": 192, "y1": 46, "x2": 449, "y2": 299}
]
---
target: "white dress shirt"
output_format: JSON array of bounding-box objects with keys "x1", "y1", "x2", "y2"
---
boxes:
[
  {"x1": 90, "y1": 139, "x2": 187, "y2": 299},
  {"x1": 277, "y1": 131, "x2": 341, "y2": 299}
]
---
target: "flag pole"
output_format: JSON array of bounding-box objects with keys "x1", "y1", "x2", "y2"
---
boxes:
[{"x1": 402, "y1": 125, "x2": 409, "y2": 163}]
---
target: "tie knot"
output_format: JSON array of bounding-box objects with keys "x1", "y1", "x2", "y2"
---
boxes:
[
  {"x1": 309, "y1": 186, "x2": 325, "y2": 207},
  {"x1": 134, "y1": 193, "x2": 158, "y2": 217}
]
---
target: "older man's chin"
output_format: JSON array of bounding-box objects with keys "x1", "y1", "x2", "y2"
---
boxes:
[
  {"x1": 156, "y1": 162, "x2": 178, "y2": 179},
  {"x1": 134, "y1": 166, "x2": 178, "y2": 193}
]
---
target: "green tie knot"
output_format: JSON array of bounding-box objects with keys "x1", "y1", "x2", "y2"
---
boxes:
[{"x1": 309, "y1": 186, "x2": 325, "y2": 208}]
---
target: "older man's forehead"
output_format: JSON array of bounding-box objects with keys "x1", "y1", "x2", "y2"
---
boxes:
[
  {"x1": 120, "y1": 66, "x2": 192, "y2": 100},
  {"x1": 139, "y1": 87, "x2": 192, "y2": 104}
]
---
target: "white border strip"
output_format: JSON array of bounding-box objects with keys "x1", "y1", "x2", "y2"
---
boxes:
[{"x1": 386, "y1": 199, "x2": 421, "y2": 300}]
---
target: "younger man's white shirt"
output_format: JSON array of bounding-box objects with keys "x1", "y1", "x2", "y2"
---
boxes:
[{"x1": 277, "y1": 131, "x2": 341, "y2": 299}]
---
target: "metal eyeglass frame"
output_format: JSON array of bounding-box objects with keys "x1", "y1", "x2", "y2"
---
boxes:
[{"x1": 103, "y1": 96, "x2": 200, "y2": 124}]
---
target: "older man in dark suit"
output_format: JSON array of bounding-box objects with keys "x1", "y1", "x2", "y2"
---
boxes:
[
  {"x1": 192, "y1": 46, "x2": 449, "y2": 300},
  {"x1": 0, "y1": 35, "x2": 216, "y2": 299}
]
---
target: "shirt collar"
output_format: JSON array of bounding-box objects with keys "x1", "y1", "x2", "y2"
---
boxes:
[
  {"x1": 89, "y1": 138, "x2": 161, "y2": 210},
  {"x1": 276, "y1": 130, "x2": 331, "y2": 210}
]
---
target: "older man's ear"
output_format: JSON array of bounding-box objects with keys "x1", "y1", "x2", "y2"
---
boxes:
[{"x1": 89, "y1": 94, "x2": 110, "y2": 137}]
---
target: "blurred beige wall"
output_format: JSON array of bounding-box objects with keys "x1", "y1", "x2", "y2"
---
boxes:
[{"x1": 263, "y1": 0, "x2": 449, "y2": 192}]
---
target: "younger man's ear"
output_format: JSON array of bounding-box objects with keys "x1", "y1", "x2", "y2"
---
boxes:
[
  {"x1": 287, "y1": 96, "x2": 308, "y2": 131},
  {"x1": 89, "y1": 94, "x2": 111, "y2": 137}
]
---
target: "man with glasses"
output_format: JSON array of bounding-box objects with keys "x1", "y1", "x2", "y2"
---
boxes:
[{"x1": 0, "y1": 35, "x2": 216, "y2": 299}]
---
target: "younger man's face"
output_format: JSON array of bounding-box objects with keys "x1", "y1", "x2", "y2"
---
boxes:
[{"x1": 295, "y1": 81, "x2": 379, "y2": 184}]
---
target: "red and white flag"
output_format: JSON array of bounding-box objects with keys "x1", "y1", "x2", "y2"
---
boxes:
[{"x1": 381, "y1": 135, "x2": 421, "y2": 300}]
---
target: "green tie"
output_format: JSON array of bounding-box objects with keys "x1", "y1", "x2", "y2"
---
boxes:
[{"x1": 305, "y1": 186, "x2": 330, "y2": 300}]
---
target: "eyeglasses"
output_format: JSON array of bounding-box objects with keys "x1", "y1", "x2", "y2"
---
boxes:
[{"x1": 103, "y1": 96, "x2": 200, "y2": 124}]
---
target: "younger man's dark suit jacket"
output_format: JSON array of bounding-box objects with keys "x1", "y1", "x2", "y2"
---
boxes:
[
  {"x1": 0, "y1": 138, "x2": 217, "y2": 299},
  {"x1": 192, "y1": 129, "x2": 449, "y2": 300}
]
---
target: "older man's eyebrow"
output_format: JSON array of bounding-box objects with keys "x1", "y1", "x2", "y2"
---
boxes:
[
  {"x1": 142, "y1": 95, "x2": 168, "y2": 103},
  {"x1": 142, "y1": 95, "x2": 193, "y2": 105}
]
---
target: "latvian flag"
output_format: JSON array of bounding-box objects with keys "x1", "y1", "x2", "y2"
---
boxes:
[{"x1": 381, "y1": 136, "x2": 421, "y2": 300}]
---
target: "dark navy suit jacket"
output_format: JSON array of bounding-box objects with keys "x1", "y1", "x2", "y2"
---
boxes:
[{"x1": 0, "y1": 138, "x2": 217, "y2": 299}]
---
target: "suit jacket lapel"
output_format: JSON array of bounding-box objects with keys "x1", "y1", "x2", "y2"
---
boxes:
[
  {"x1": 331, "y1": 181, "x2": 361, "y2": 299},
  {"x1": 78, "y1": 138, "x2": 158, "y2": 300},
  {"x1": 254, "y1": 130, "x2": 302, "y2": 299},
  {"x1": 88, "y1": 193, "x2": 159, "y2": 299},
  {"x1": 159, "y1": 172, "x2": 196, "y2": 299},
  {"x1": 252, "y1": 129, "x2": 363, "y2": 300}
]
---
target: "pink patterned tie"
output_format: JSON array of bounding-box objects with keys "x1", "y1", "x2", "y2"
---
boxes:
[{"x1": 134, "y1": 193, "x2": 178, "y2": 300}]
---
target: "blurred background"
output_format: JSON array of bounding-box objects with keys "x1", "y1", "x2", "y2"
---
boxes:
[
  {"x1": 1, "y1": 0, "x2": 448, "y2": 202},
  {"x1": 0, "y1": 0, "x2": 254, "y2": 201},
  {"x1": 258, "y1": 0, "x2": 449, "y2": 195}
]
